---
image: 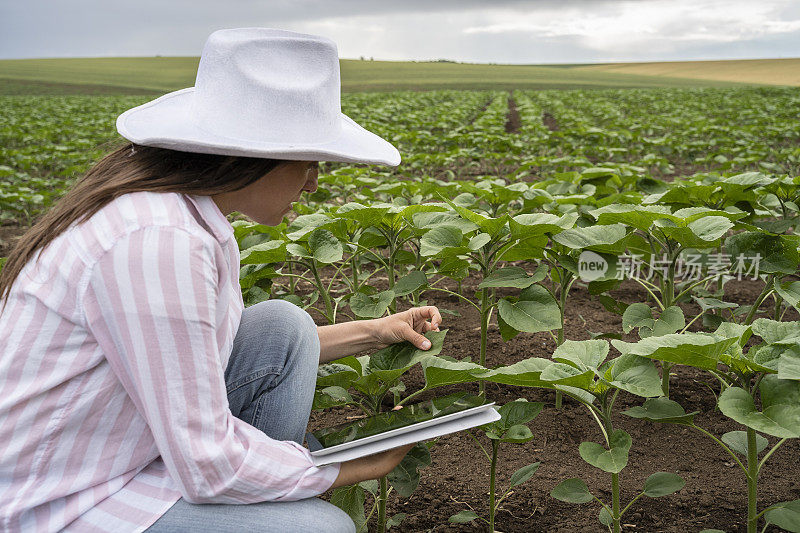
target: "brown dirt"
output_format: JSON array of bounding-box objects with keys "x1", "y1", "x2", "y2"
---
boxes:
[
  {"x1": 0, "y1": 224, "x2": 27, "y2": 257},
  {"x1": 542, "y1": 112, "x2": 560, "y2": 132},
  {"x1": 307, "y1": 274, "x2": 800, "y2": 533},
  {"x1": 505, "y1": 93, "x2": 521, "y2": 134}
]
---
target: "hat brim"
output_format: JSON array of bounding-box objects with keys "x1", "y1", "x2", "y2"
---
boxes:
[{"x1": 116, "y1": 88, "x2": 401, "y2": 166}]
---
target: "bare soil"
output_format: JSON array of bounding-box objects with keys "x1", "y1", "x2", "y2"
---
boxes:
[
  {"x1": 308, "y1": 275, "x2": 800, "y2": 533},
  {"x1": 0, "y1": 224, "x2": 27, "y2": 257},
  {"x1": 542, "y1": 112, "x2": 560, "y2": 132},
  {"x1": 505, "y1": 94, "x2": 521, "y2": 134}
]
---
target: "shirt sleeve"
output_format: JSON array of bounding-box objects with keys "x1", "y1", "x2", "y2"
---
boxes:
[{"x1": 80, "y1": 225, "x2": 340, "y2": 503}]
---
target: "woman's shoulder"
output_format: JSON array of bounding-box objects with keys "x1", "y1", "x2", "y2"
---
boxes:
[{"x1": 68, "y1": 191, "x2": 224, "y2": 262}]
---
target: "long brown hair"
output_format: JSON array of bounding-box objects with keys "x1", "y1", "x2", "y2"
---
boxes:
[{"x1": 0, "y1": 142, "x2": 283, "y2": 308}]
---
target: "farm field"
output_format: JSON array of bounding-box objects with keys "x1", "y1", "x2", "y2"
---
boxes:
[
  {"x1": 577, "y1": 58, "x2": 800, "y2": 87},
  {"x1": 0, "y1": 56, "x2": 776, "y2": 96},
  {"x1": 2, "y1": 85, "x2": 800, "y2": 532}
]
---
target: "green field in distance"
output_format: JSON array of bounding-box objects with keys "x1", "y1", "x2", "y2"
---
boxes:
[{"x1": 0, "y1": 56, "x2": 793, "y2": 95}]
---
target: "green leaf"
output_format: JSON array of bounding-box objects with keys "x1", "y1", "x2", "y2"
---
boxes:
[
  {"x1": 552, "y1": 223, "x2": 627, "y2": 250},
  {"x1": 419, "y1": 225, "x2": 466, "y2": 257},
  {"x1": 591, "y1": 204, "x2": 672, "y2": 231},
  {"x1": 653, "y1": 306, "x2": 685, "y2": 336},
  {"x1": 775, "y1": 281, "x2": 800, "y2": 313},
  {"x1": 725, "y1": 231, "x2": 800, "y2": 275},
  {"x1": 478, "y1": 266, "x2": 537, "y2": 289},
  {"x1": 316, "y1": 360, "x2": 360, "y2": 388},
  {"x1": 498, "y1": 399, "x2": 544, "y2": 427},
  {"x1": 551, "y1": 478, "x2": 594, "y2": 503},
  {"x1": 599, "y1": 507, "x2": 613, "y2": 527},
  {"x1": 721, "y1": 431, "x2": 768, "y2": 456},
  {"x1": 509, "y1": 462, "x2": 541, "y2": 488},
  {"x1": 392, "y1": 270, "x2": 427, "y2": 297},
  {"x1": 239, "y1": 240, "x2": 286, "y2": 265},
  {"x1": 497, "y1": 285, "x2": 561, "y2": 333},
  {"x1": 448, "y1": 510, "x2": 479, "y2": 524},
  {"x1": 420, "y1": 356, "x2": 484, "y2": 389},
  {"x1": 765, "y1": 499, "x2": 800, "y2": 532},
  {"x1": 308, "y1": 228, "x2": 343, "y2": 263},
  {"x1": 540, "y1": 363, "x2": 596, "y2": 389},
  {"x1": 622, "y1": 303, "x2": 653, "y2": 334},
  {"x1": 497, "y1": 311, "x2": 520, "y2": 342},
  {"x1": 350, "y1": 290, "x2": 394, "y2": 318},
  {"x1": 751, "y1": 319, "x2": 800, "y2": 345},
  {"x1": 468, "y1": 232, "x2": 491, "y2": 250},
  {"x1": 369, "y1": 330, "x2": 447, "y2": 378},
  {"x1": 330, "y1": 484, "x2": 367, "y2": 532},
  {"x1": 578, "y1": 430, "x2": 632, "y2": 473},
  {"x1": 608, "y1": 354, "x2": 664, "y2": 398},
  {"x1": 509, "y1": 212, "x2": 573, "y2": 239},
  {"x1": 448, "y1": 202, "x2": 508, "y2": 237},
  {"x1": 643, "y1": 472, "x2": 685, "y2": 497},
  {"x1": 552, "y1": 339, "x2": 609, "y2": 372},
  {"x1": 332, "y1": 203, "x2": 390, "y2": 227},
  {"x1": 387, "y1": 443, "x2": 431, "y2": 497},
  {"x1": 477, "y1": 357, "x2": 552, "y2": 388},
  {"x1": 611, "y1": 332, "x2": 737, "y2": 371},
  {"x1": 686, "y1": 216, "x2": 734, "y2": 241},
  {"x1": 623, "y1": 397, "x2": 698, "y2": 425},
  {"x1": 386, "y1": 513, "x2": 406, "y2": 530},
  {"x1": 500, "y1": 424, "x2": 535, "y2": 443},
  {"x1": 718, "y1": 377, "x2": 800, "y2": 438},
  {"x1": 312, "y1": 386, "x2": 353, "y2": 410},
  {"x1": 597, "y1": 294, "x2": 629, "y2": 315}
]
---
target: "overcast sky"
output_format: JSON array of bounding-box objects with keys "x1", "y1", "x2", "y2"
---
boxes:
[{"x1": 1, "y1": 0, "x2": 798, "y2": 63}]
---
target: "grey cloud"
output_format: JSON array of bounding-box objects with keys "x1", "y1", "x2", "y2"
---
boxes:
[{"x1": 0, "y1": 0, "x2": 796, "y2": 62}]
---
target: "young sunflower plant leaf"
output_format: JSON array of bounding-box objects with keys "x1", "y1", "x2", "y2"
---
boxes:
[
  {"x1": 721, "y1": 431, "x2": 769, "y2": 456},
  {"x1": 717, "y1": 376, "x2": 800, "y2": 439},
  {"x1": 551, "y1": 478, "x2": 594, "y2": 504},
  {"x1": 642, "y1": 472, "x2": 685, "y2": 498},
  {"x1": 579, "y1": 430, "x2": 632, "y2": 474}
]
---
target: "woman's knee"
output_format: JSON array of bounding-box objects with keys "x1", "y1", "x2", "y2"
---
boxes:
[
  {"x1": 245, "y1": 299, "x2": 319, "y2": 375},
  {"x1": 248, "y1": 299, "x2": 317, "y2": 339},
  {"x1": 301, "y1": 500, "x2": 356, "y2": 533}
]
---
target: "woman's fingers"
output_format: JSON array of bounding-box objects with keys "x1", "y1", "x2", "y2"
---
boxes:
[{"x1": 411, "y1": 306, "x2": 441, "y2": 330}]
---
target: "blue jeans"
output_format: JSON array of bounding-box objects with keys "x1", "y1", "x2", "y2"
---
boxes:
[{"x1": 145, "y1": 300, "x2": 355, "y2": 533}]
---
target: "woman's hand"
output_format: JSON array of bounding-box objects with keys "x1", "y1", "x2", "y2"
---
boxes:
[
  {"x1": 330, "y1": 443, "x2": 416, "y2": 489},
  {"x1": 372, "y1": 306, "x2": 442, "y2": 350}
]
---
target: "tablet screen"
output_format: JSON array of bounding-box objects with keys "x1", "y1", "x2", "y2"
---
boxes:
[{"x1": 307, "y1": 392, "x2": 485, "y2": 451}]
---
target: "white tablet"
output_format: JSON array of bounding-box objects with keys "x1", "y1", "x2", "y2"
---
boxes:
[{"x1": 306, "y1": 392, "x2": 501, "y2": 466}]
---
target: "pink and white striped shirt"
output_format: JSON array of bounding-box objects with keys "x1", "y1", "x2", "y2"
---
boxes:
[{"x1": 0, "y1": 191, "x2": 340, "y2": 532}]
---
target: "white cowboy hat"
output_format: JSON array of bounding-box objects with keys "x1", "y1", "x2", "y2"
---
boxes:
[{"x1": 116, "y1": 28, "x2": 400, "y2": 166}]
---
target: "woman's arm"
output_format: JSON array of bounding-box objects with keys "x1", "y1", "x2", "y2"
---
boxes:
[
  {"x1": 317, "y1": 320, "x2": 382, "y2": 363},
  {"x1": 83, "y1": 227, "x2": 340, "y2": 503},
  {"x1": 317, "y1": 306, "x2": 443, "y2": 364}
]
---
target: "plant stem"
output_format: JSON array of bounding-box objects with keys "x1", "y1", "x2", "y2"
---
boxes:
[
  {"x1": 288, "y1": 261, "x2": 296, "y2": 293},
  {"x1": 773, "y1": 295, "x2": 783, "y2": 321},
  {"x1": 743, "y1": 275, "x2": 775, "y2": 325},
  {"x1": 690, "y1": 425, "x2": 747, "y2": 474},
  {"x1": 489, "y1": 440, "x2": 499, "y2": 533},
  {"x1": 661, "y1": 362, "x2": 672, "y2": 398},
  {"x1": 310, "y1": 262, "x2": 335, "y2": 324},
  {"x1": 387, "y1": 251, "x2": 396, "y2": 315},
  {"x1": 758, "y1": 438, "x2": 787, "y2": 472},
  {"x1": 747, "y1": 427, "x2": 759, "y2": 533},
  {"x1": 554, "y1": 275, "x2": 570, "y2": 409},
  {"x1": 378, "y1": 476, "x2": 388, "y2": 533},
  {"x1": 611, "y1": 473, "x2": 621, "y2": 533},
  {"x1": 351, "y1": 255, "x2": 359, "y2": 294},
  {"x1": 479, "y1": 285, "x2": 490, "y2": 396}
]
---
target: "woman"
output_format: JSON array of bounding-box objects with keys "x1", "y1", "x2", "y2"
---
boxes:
[{"x1": 0, "y1": 28, "x2": 441, "y2": 532}]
